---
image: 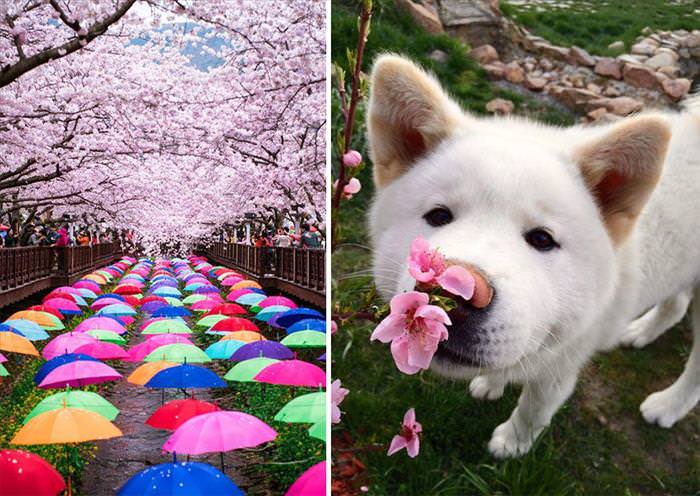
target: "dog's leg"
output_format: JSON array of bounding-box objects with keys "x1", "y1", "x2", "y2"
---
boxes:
[
  {"x1": 620, "y1": 290, "x2": 691, "y2": 348},
  {"x1": 641, "y1": 286, "x2": 700, "y2": 427},
  {"x1": 488, "y1": 371, "x2": 577, "y2": 458},
  {"x1": 469, "y1": 374, "x2": 506, "y2": 400}
]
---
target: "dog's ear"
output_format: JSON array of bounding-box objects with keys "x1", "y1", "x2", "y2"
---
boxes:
[
  {"x1": 573, "y1": 115, "x2": 671, "y2": 245},
  {"x1": 367, "y1": 54, "x2": 464, "y2": 188}
]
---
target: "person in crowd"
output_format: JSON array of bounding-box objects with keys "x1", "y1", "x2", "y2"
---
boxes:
[
  {"x1": 273, "y1": 227, "x2": 292, "y2": 247},
  {"x1": 55, "y1": 226, "x2": 69, "y2": 247},
  {"x1": 301, "y1": 224, "x2": 321, "y2": 249},
  {"x1": 77, "y1": 231, "x2": 90, "y2": 246},
  {"x1": 28, "y1": 227, "x2": 41, "y2": 246}
]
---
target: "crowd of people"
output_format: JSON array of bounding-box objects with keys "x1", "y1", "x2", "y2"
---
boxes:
[
  {"x1": 0, "y1": 223, "x2": 112, "y2": 249},
  {"x1": 217, "y1": 223, "x2": 324, "y2": 250}
]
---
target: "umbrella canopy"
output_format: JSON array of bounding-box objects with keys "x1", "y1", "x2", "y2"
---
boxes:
[
  {"x1": 210, "y1": 317, "x2": 259, "y2": 333},
  {"x1": 259, "y1": 296, "x2": 298, "y2": 309},
  {"x1": 230, "y1": 341, "x2": 294, "y2": 361},
  {"x1": 0, "y1": 363, "x2": 7, "y2": 377},
  {"x1": 280, "y1": 331, "x2": 326, "y2": 349},
  {"x1": 287, "y1": 319, "x2": 326, "y2": 334},
  {"x1": 43, "y1": 298, "x2": 82, "y2": 315},
  {"x1": 140, "y1": 301, "x2": 168, "y2": 314},
  {"x1": 74, "y1": 317, "x2": 126, "y2": 334},
  {"x1": 285, "y1": 461, "x2": 326, "y2": 496},
  {"x1": 162, "y1": 411, "x2": 277, "y2": 455},
  {"x1": 203, "y1": 303, "x2": 246, "y2": 317},
  {"x1": 90, "y1": 298, "x2": 126, "y2": 311},
  {"x1": 144, "y1": 344, "x2": 211, "y2": 363},
  {"x1": 231, "y1": 280, "x2": 262, "y2": 290},
  {"x1": 42, "y1": 333, "x2": 99, "y2": 360},
  {"x1": 8, "y1": 311, "x2": 64, "y2": 330},
  {"x1": 127, "y1": 361, "x2": 178, "y2": 386},
  {"x1": 0, "y1": 322, "x2": 49, "y2": 341},
  {"x1": 34, "y1": 354, "x2": 99, "y2": 385},
  {"x1": 11, "y1": 407, "x2": 122, "y2": 445},
  {"x1": 274, "y1": 392, "x2": 326, "y2": 424},
  {"x1": 255, "y1": 305, "x2": 290, "y2": 321},
  {"x1": 25, "y1": 305, "x2": 64, "y2": 320},
  {"x1": 235, "y1": 293, "x2": 266, "y2": 306},
  {"x1": 152, "y1": 287, "x2": 181, "y2": 297},
  {"x1": 73, "y1": 342, "x2": 129, "y2": 360},
  {"x1": 38, "y1": 360, "x2": 121, "y2": 389},
  {"x1": 97, "y1": 304, "x2": 136, "y2": 317},
  {"x1": 224, "y1": 357, "x2": 280, "y2": 383},
  {"x1": 142, "y1": 320, "x2": 191, "y2": 335},
  {"x1": 194, "y1": 315, "x2": 229, "y2": 329},
  {"x1": 308, "y1": 418, "x2": 325, "y2": 442},
  {"x1": 145, "y1": 364, "x2": 226, "y2": 389},
  {"x1": 85, "y1": 330, "x2": 126, "y2": 345},
  {"x1": 182, "y1": 294, "x2": 208, "y2": 305},
  {"x1": 146, "y1": 398, "x2": 219, "y2": 431},
  {"x1": 219, "y1": 331, "x2": 266, "y2": 343},
  {"x1": 0, "y1": 353, "x2": 6, "y2": 363},
  {"x1": 126, "y1": 335, "x2": 193, "y2": 362},
  {"x1": 0, "y1": 332, "x2": 39, "y2": 356},
  {"x1": 24, "y1": 391, "x2": 119, "y2": 423},
  {"x1": 254, "y1": 360, "x2": 326, "y2": 388},
  {"x1": 151, "y1": 307, "x2": 191, "y2": 318},
  {"x1": 117, "y1": 462, "x2": 243, "y2": 496},
  {"x1": 204, "y1": 340, "x2": 245, "y2": 360},
  {"x1": 276, "y1": 308, "x2": 324, "y2": 328},
  {"x1": 190, "y1": 300, "x2": 220, "y2": 312},
  {"x1": 0, "y1": 449, "x2": 66, "y2": 496}
]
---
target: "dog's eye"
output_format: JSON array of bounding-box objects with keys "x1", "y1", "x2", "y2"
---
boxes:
[
  {"x1": 423, "y1": 207, "x2": 453, "y2": 227},
  {"x1": 524, "y1": 228, "x2": 559, "y2": 251}
]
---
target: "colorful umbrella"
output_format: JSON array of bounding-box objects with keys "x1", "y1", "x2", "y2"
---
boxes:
[
  {"x1": 287, "y1": 318, "x2": 326, "y2": 334},
  {"x1": 142, "y1": 320, "x2": 191, "y2": 335},
  {"x1": 43, "y1": 298, "x2": 82, "y2": 315},
  {"x1": 42, "y1": 333, "x2": 98, "y2": 360},
  {"x1": 7, "y1": 311, "x2": 63, "y2": 330},
  {"x1": 219, "y1": 331, "x2": 266, "y2": 343},
  {"x1": 117, "y1": 462, "x2": 243, "y2": 496},
  {"x1": 203, "y1": 303, "x2": 246, "y2": 317},
  {"x1": 34, "y1": 354, "x2": 99, "y2": 385},
  {"x1": 254, "y1": 360, "x2": 325, "y2": 388},
  {"x1": 127, "y1": 361, "x2": 178, "y2": 386},
  {"x1": 235, "y1": 293, "x2": 266, "y2": 306},
  {"x1": 126, "y1": 335, "x2": 193, "y2": 362},
  {"x1": 0, "y1": 332, "x2": 39, "y2": 356},
  {"x1": 151, "y1": 307, "x2": 191, "y2": 318},
  {"x1": 73, "y1": 342, "x2": 129, "y2": 360},
  {"x1": 38, "y1": 360, "x2": 121, "y2": 389},
  {"x1": 11, "y1": 406, "x2": 122, "y2": 444},
  {"x1": 0, "y1": 449, "x2": 66, "y2": 496},
  {"x1": 308, "y1": 417, "x2": 326, "y2": 442},
  {"x1": 285, "y1": 461, "x2": 326, "y2": 496},
  {"x1": 144, "y1": 344, "x2": 211, "y2": 363},
  {"x1": 259, "y1": 296, "x2": 298, "y2": 309},
  {"x1": 146, "y1": 398, "x2": 219, "y2": 431},
  {"x1": 85, "y1": 330, "x2": 126, "y2": 345},
  {"x1": 0, "y1": 322, "x2": 49, "y2": 341},
  {"x1": 276, "y1": 308, "x2": 324, "y2": 328},
  {"x1": 210, "y1": 317, "x2": 259, "y2": 333},
  {"x1": 194, "y1": 315, "x2": 229, "y2": 328},
  {"x1": 229, "y1": 341, "x2": 294, "y2": 361},
  {"x1": 274, "y1": 392, "x2": 326, "y2": 424},
  {"x1": 74, "y1": 317, "x2": 126, "y2": 334},
  {"x1": 224, "y1": 357, "x2": 280, "y2": 383},
  {"x1": 280, "y1": 330, "x2": 326, "y2": 349},
  {"x1": 97, "y1": 304, "x2": 136, "y2": 317},
  {"x1": 204, "y1": 340, "x2": 246, "y2": 360},
  {"x1": 24, "y1": 391, "x2": 119, "y2": 423},
  {"x1": 255, "y1": 305, "x2": 290, "y2": 321},
  {"x1": 145, "y1": 364, "x2": 226, "y2": 389}
]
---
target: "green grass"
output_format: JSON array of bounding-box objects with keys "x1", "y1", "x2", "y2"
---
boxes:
[
  {"x1": 331, "y1": 1, "x2": 700, "y2": 495},
  {"x1": 501, "y1": 0, "x2": 700, "y2": 56}
]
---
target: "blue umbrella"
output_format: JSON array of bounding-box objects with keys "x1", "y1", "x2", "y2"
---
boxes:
[
  {"x1": 287, "y1": 318, "x2": 326, "y2": 334},
  {"x1": 145, "y1": 364, "x2": 226, "y2": 389},
  {"x1": 118, "y1": 461, "x2": 243, "y2": 496},
  {"x1": 205, "y1": 340, "x2": 246, "y2": 360},
  {"x1": 152, "y1": 307, "x2": 191, "y2": 318},
  {"x1": 255, "y1": 305, "x2": 290, "y2": 322},
  {"x1": 98, "y1": 304, "x2": 136, "y2": 317},
  {"x1": 229, "y1": 341, "x2": 294, "y2": 362},
  {"x1": 141, "y1": 301, "x2": 169, "y2": 314},
  {"x1": 235, "y1": 293, "x2": 266, "y2": 306},
  {"x1": 152, "y1": 287, "x2": 182, "y2": 297},
  {"x1": 76, "y1": 288, "x2": 98, "y2": 299},
  {"x1": 3, "y1": 319, "x2": 50, "y2": 340},
  {"x1": 276, "y1": 308, "x2": 324, "y2": 328},
  {"x1": 34, "y1": 353, "x2": 100, "y2": 385},
  {"x1": 95, "y1": 293, "x2": 126, "y2": 302},
  {"x1": 0, "y1": 323, "x2": 49, "y2": 341}
]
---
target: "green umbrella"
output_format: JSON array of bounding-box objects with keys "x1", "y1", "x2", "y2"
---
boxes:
[
  {"x1": 85, "y1": 330, "x2": 126, "y2": 344},
  {"x1": 23, "y1": 390, "x2": 119, "y2": 423},
  {"x1": 274, "y1": 391, "x2": 326, "y2": 424},
  {"x1": 163, "y1": 297, "x2": 184, "y2": 307},
  {"x1": 142, "y1": 320, "x2": 191, "y2": 335},
  {"x1": 224, "y1": 357, "x2": 279, "y2": 382},
  {"x1": 309, "y1": 417, "x2": 325, "y2": 442},
  {"x1": 280, "y1": 331, "x2": 326, "y2": 349},
  {"x1": 0, "y1": 364, "x2": 8, "y2": 377},
  {"x1": 183, "y1": 294, "x2": 208, "y2": 305},
  {"x1": 144, "y1": 343, "x2": 211, "y2": 363},
  {"x1": 195, "y1": 315, "x2": 229, "y2": 329}
]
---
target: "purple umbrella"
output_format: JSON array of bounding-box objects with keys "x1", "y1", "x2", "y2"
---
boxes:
[
  {"x1": 38, "y1": 360, "x2": 121, "y2": 388},
  {"x1": 141, "y1": 301, "x2": 169, "y2": 314},
  {"x1": 229, "y1": 341, "x2": 294, "y2": 362}
]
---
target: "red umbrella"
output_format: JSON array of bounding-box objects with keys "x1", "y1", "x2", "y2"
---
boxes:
[
  {"x1": 0, "y1": 449, "x2": 66, "y2": 496},
  {"x1": 141, "y1": 295, "x2": 168, "y2": 305},
  {"x1": 73, "y1": 342, "x2": 129, "y2": 360},
  {"x1": 114, "y1": 285, "x2": 142, "y2": 295},
  {"x1": 203, "y1": 303, "x2": 246, "y2": 317},
  {"x1": 26, "y1": 305, "x2": 64, "y2": 320},
  {"x1": 146, "y1": 397, "x2": 219, "y2": 431},
  {"x1": 211, "y1": 317, "x2": 260, "y2": 333}
]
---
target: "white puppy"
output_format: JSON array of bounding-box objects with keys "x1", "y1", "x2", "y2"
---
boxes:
[{"x1": 367, "y1": 54, "x2": 700, "y2": 458}]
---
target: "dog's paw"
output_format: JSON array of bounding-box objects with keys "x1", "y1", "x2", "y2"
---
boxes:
[
  {"x1": 487, "y1": 420, "x2": 534, "y2": 459},
  {"x1": 640, "y1": 385, "x2": 700, "y2": 428},
  {"x1": 469, "y1": 375, "x2": 504, "y2": 400},
  {"x1": 619, "y1": 317, "x2": 659, "y2": 348}
]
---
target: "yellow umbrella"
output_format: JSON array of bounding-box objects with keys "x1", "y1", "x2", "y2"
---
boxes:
[
  {"x1": 0, "y1": 332, "x2": 39, "y2": 356},
  {"x1": 127, "y1": 361, "x2": 178, "y2": 386},
  {"x1": 8, "y1": 310, "x2": 64, "y2": 330},
  {"x1": 84, "y1": 274, "x2": 107, "y2": 284},
  {"x1": 231, "y1": 280, "x2": 262, "y2": 290},
  {"x1": 220, "y1": 331, "x2": 267, "y2": 343}
]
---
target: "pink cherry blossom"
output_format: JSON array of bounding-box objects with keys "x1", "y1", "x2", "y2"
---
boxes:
[
  {"x1": 331, "y1": 320, "x2": 338, "y2": 335},
  {"x1": 331, "y1": 378, "x2": 349, "y2": 424},
  {"x1": 334, "y1": 177, "x2": 362, "y2": 200},
  {"x1": 408, "y1": 236, "x2": 446, "y2": 283},
  {"x1": 342, "y1": 150, "x2": 362, "y2": 168},
  {"x1": 370, "y1": 291, "x2": 450, "y2": 374},
  {"x1": 388, "y1": 408, "x2": 422, "y2": 458}
]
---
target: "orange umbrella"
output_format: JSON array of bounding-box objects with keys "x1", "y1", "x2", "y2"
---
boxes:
[
  {"x1": 127, "y1": 361, "x2": 178, "y2": 386},
  {"x1": 0, "y1": 332, "x2": 39, "y2": 356},
  {"x1": 8, "y1": 310, "x2": 63, "y2": 330},
  {"x1": 231, "y1": 280, "x2": 262, "y2": 290},
  {"x1": 220, "y1": 331, "x2": 267, "y2": 343}
]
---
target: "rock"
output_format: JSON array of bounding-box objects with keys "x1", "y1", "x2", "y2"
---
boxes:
[
  {"x1": 395, "y1": 0, "x2": 444, "y2": 34},
  {"x1": 662, "y1": 78, "x2": 691, "y2": 101},
  {"x1": 470, "y1": 44, "x2": 499, "y2": 64},
  {"x1": 655, "y1": 71, "x2": 670, "y2": 84},
  {"x1": 429, "y1": 49, "x2": 449, "y2": 63},
  {"x1": 607, "y1": 40, "x2": 625, "y2": 51},
  {"x1": 645, "y1": 51, "x2": 678, "y2": 69},
  {"x1": 691, "y1": 47, "x2": 700, "y2": 57},
  {"x1": 684, "y1": 33, "x2": 700, "y2": 48},
  {"x1": 587, "y1": 107, "x2": 608, "y2": 121},
  {"x1": 631, "y1": 42, "x2": 657, "y2": 56},
  {"x1": 482, "y1": 61, "x2": 505, "y2": 79},
  {"x1": 641, "y1": 26, "x2": 653, "y2": 36},
  {"x1": 569, "y1": 46, "x2": 596, "y2": 66},
  {"x1": 657, "y1": 65, "x2": 680, "y2": 77},
  {"x1": 586, "y1": 82, "x2": 602, "y2": 95},
  {"x1": 504, "y1": 61, "x2": 524, "y2": 83},
  {"x1": 587, "y1": 96, "x2": 643, "y2": 116},
  {"x1": 524, "y1": 75, "x2": 547, "y2": 91},
  {"x1": 622, "y1": 63, "x2": 658, "y2": 89},
  {"x1": 550, "y1": 86, "x2": 599, "y2": 111},
  {"x1": 618, "y1": 54, "x2": 648, "y2": 65},
  {"x1": 539, "y1": 58, "x2": 554, "y2": 71},
  {"x1": 594, "y1": 58, "x2": 622, "y2": 79},
  {"x1": 485, "y1": 98, "x2": 514, "y2": 114},
  {"x1": 533, "y1": 41, "x2": 569, "y2": 60},
  {"x1": 438, "y1": 0, "x2": 504, "y2": 49},
  {"x1": 603, "y1": 85, "x2": 621, "y2": 97},
  {"x1": 524, "y1": 61, "x2": 535, "y2": 72}
]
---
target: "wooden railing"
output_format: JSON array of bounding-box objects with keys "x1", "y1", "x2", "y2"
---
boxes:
[
  {"x1": 200, "y1": 243, "x2": 325, "y2": 307},
  {"x1": 0, "y1": 243, "x2": 122, "y2": 308}
]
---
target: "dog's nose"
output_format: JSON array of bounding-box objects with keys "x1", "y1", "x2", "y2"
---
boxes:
[{"x1": 444, "y1": 260, "x2": 493, "y2": 309}]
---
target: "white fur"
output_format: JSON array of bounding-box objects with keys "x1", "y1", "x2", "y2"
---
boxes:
[{"x1": 368, "y1": 57, "x2": 700, "y2": 458}]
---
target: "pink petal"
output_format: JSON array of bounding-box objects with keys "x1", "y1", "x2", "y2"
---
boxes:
[
  {"x1": 436, "y1": 265, "x2": 475, "y2": 301},
  {"x1": 331, "y1": 404, "x2": 341, "y2": 424},
  {"x1": 390, "y1": 337, "x2": 422, "y2": 375},
  {"x1": 344, "y1": 177, "x2": 361, "y2": 194},
  {"x1": 403, "y1": 408, "x2": 416, "y2": 426},
  {"x1": 406, "y1": 336, "x2": 438, "y2": 370},
  {"x1": 387, "y1": 435, "x2": 408, "y2": 456},
  {"x1": 370, "y1": 314, "x2": 405, "y2": 343},
  {"x1": 406, "y1": 436, "x2": 420, "y2": 458},
  {"x1": 409, "y1": 236, "x2": 430, "y2": 259},
  {"x1": 389, "y1": 291, "x2": 428, "y2": 315},
  {"x1": 414, "y1": 304, "x2": 452, "y2": 326}
]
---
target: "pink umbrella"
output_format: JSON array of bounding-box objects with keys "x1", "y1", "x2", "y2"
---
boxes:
[
  {"x1": 38, "y1": 360, "x2": 121, "y2": 388},
  {"x1": 226, "y1": 289, "x2": 254, "y2": 302},
  {"x1": 90, "y1": 298, "x2": 125, "y2": 310},
  {"x1": 74, "y1": 280, "x2": 102, "y2": 293},
  {"x1": 254, "y1": 360, "x2": 326, "y2": 388},
  {"x1": 221, "y1": 276, "x2": 244, "y2": 287},
  {"x1": 0, "y1": 352, "x2": 7, "y2": 363},
  {"x1": 285, "y1": 461, "x2": 326, "y2": 496},
  {"x1": 42, "y1": 333, "x2": 99, "y2": 360},
  {"x1": 191, "y1": 300, "x2": 219, "y2": 311},
  {"x1": 162, "y1": 411, "x2": 277, "y2": 455},
  {"x1": 126, "y1": 335, "x2": 193, "y2": 362},
  {"x1": 74, "y1": 317, "x2": 126, "y2": 334},
  {"x1": 73, "y1": 342, "x2": 129, "y2": 360},
  {"x1": 43, "y1": 298, "x2": 82, "y2": 314},
  {"x1": 259, "y1": 296, "x2": 298, "y2": 309}
]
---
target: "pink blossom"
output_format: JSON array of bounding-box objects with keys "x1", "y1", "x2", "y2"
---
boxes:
[
  {"x1": 331, "y1": 378, "x2": 349, "y2": 424},
  {"x1": 370, "y1": 291, "x2": 450, "y2": 374},
  {"x1": 331, "y1": 320, "x2": 338, "y2": 335},
  {"x1": 388, "y1": 408, "x2": 422, "y2": 458},
  {"x1": 342, "y1": 150, "x2": 362, "y2": 168},
  {"x1": 436, "y1": 265, "x2": 475, "y2": 301},
  {"x1": 408, "y1": 236, "x2": 445, "y2": 283},
  {"x1": 333, "y1": 177, "x2": 362, "y2": 199}
]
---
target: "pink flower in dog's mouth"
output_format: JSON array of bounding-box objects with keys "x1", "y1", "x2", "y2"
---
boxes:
[
  {"x1": 371, "y1": 291, "x2": 451, "y2": 374},
  {"x1": 408, "y1": 236, "x2": 475, "y2": 301},
  {"x1": 388, "y1": 408, "x2": 422, "y2": 458}
]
